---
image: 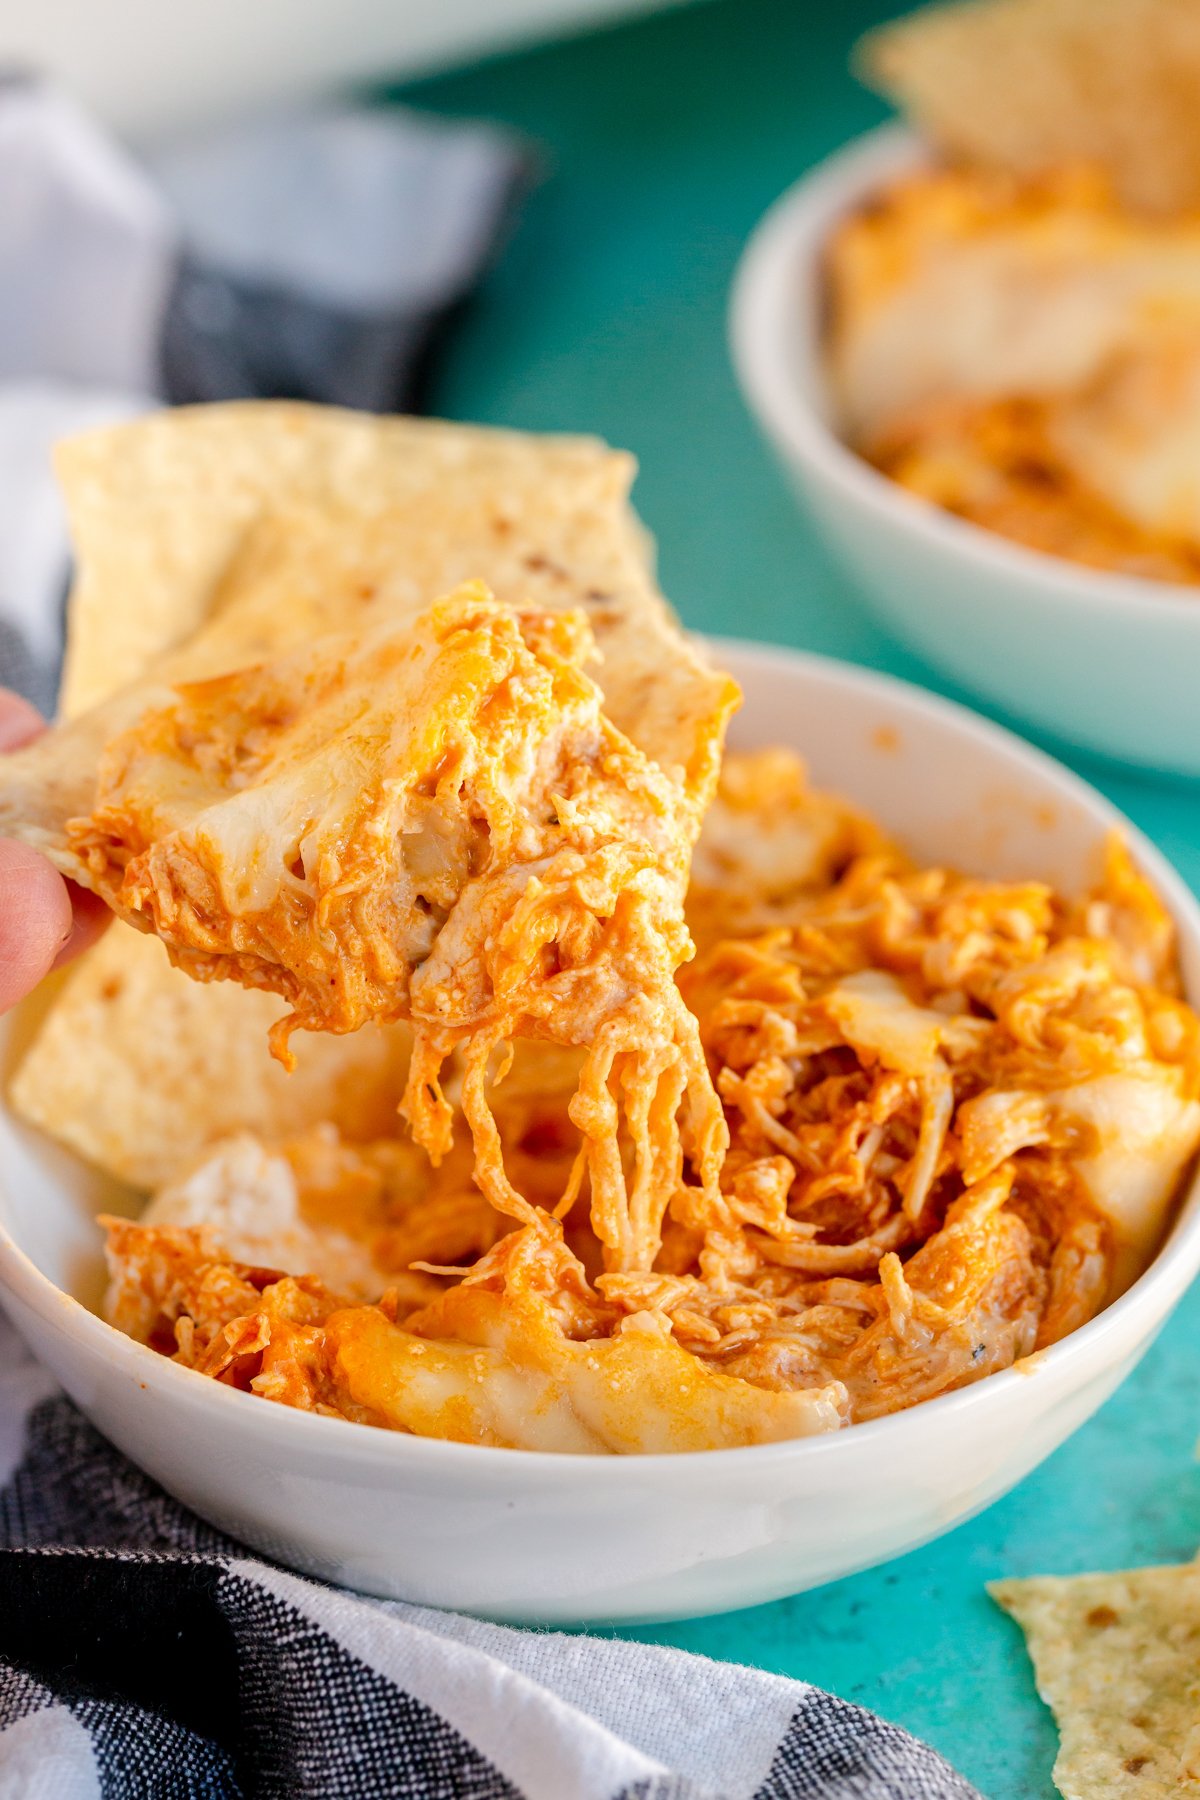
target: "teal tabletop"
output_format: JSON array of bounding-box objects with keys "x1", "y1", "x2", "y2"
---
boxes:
[{"x1": 391, "y1": 5, "x2": 1200, "y2": 1794}]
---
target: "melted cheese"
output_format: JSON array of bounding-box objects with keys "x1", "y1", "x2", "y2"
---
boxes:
[
  {"x1": 1058, "y1": 1071, "x2": 1200, "y2": 1274},
  {"x1": 102, "y1": 754, "x2": 1200, "y2": 1451},
  {"x1": 826, "y1": 163, "x2": 1200, "y2": 581},
  {"x1": 328, "y1": 1290, "x2": 845, "y2": 1454},
  {"x1": 71, "y1": 586, "x2": 732, "y2": 1277},
  {"x1": 827, "y1": 165, "x2": 1200, "y2": 439}
]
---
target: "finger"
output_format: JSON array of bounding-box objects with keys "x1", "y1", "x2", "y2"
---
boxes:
[
  {"x1": 0, "y1": 840, "x2": 73, "y2": 1010},
  {"x1": 0, "y1": 691, "x2": 46, "y2": 752},
  {"x1": 0, "y1": 699, "x2": 110, "y2": 985}
]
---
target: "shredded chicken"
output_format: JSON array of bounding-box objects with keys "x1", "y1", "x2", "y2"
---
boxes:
[
  {"x1": 102, "y1": 753, "x2": 1200, "y2": 1451},
  {"x1": 69, "y1": 586, "x2": 730, "y2": 1276}
]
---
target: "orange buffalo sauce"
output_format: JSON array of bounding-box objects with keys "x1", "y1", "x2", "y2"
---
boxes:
[{"x1": 102, "y1": 751, "x2": 1200, "y2": 1452}]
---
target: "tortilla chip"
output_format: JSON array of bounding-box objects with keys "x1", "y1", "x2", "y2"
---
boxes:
[
  {"x1": 55, "y1": 402, "x2": 732, "y2": 787},
  {"x1": 2, "y1": 402, "x2": 734, "y2": 889},
  {"x1": 858, "y1": 0, "x2": 1200, "y2": 216},
  {"x1": 58, "y1": 404, "x2": 638, "y2": 713},
  {"x1": 1, "y1": 404, "x2": 734, "y2": 1188},
  {"x1": 8, "y1": 927, "x2": 412, "y2": 1190},
  {"x1": 990, "y1": 1564, "x2": 1200, "y2": 1796}
]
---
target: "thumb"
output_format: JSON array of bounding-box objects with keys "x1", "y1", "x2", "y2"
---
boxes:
[{"x1": 0, "y1": 839, "x2": 73, "y2": 1012}]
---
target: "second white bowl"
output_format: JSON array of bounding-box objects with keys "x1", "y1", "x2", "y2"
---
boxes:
[{"x1": 731, "y1": 125, "x2": 1200, "y2": 777}]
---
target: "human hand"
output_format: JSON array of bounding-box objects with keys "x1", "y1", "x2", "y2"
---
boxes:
[{"x1": 0, "y1": 690, "x2": 108, "y2": 1011}]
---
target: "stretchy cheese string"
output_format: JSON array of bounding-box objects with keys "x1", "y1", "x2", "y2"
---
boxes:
[{"x1": 404, "y1": 948, "x2": 728, "y2": 1277}]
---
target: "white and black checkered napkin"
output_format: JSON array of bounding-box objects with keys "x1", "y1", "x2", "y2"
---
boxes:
[
  {"x1": 0, "y1": 74, "x2": 527, "y2": 410},
  {"x1": 0, "y1": 1320, "x2": 979, "y2": 1800},
  {"x1": 0, "y1": 74, "x2": 529, "y2": 712}
]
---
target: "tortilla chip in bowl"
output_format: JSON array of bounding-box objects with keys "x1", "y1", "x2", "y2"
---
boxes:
[{"x1": 858, "y1": 0, "x2": 1200, "y2": 219}]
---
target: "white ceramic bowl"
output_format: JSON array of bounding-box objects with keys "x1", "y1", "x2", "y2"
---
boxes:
[
  {"x1": 730, "y1": 124, "x2": 1200, "y2": 777},
  {"x1": 3, "y1": 642, "x2": 1200, "y2": 1625}
]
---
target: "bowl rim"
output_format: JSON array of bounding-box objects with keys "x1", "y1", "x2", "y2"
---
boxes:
[
  {"x1": 729, "y1": 119, "x2": 1200, "y2": 623},
  {"x1": 4, "y1": 635, "x2": 1200, "y2": 1479}
]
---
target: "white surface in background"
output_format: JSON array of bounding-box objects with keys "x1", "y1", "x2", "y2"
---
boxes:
[{"x1": 0, "y1": 0, "x2": 695, "y2": 140}]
